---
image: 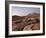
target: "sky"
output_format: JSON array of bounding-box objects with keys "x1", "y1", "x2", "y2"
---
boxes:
[{"x1": 12, "y1": 7, "x2": 40, "y2": 16}]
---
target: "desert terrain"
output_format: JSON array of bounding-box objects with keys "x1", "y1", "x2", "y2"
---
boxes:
[{"x1": 12, "y1": 13, "x2": 40, "y2": 31}]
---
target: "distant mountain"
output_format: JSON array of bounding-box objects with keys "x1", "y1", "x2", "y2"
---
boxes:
[
  {"x1": 27, "y1": 13, "x2": 40, "y2": 16},
  {"x1": 26, "y1": 13, "x2": 32, "y2": 16},
  {"x1": 32, "y1": 13, "x2": 40, "y2": 15}
]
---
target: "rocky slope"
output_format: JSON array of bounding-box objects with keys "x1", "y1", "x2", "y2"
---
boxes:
[{"x1": 12, "y1": 14, "x2": 40, "y2": 31}]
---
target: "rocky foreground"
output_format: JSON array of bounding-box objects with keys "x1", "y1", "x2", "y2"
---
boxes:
[{"x1": 12, "y1": 15, "x2": 40, "y2": 31}]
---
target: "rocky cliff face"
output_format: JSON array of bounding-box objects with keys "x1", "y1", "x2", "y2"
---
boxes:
[{"x1": 12, "y1": 14, "x2": 40, "y2": 31}]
